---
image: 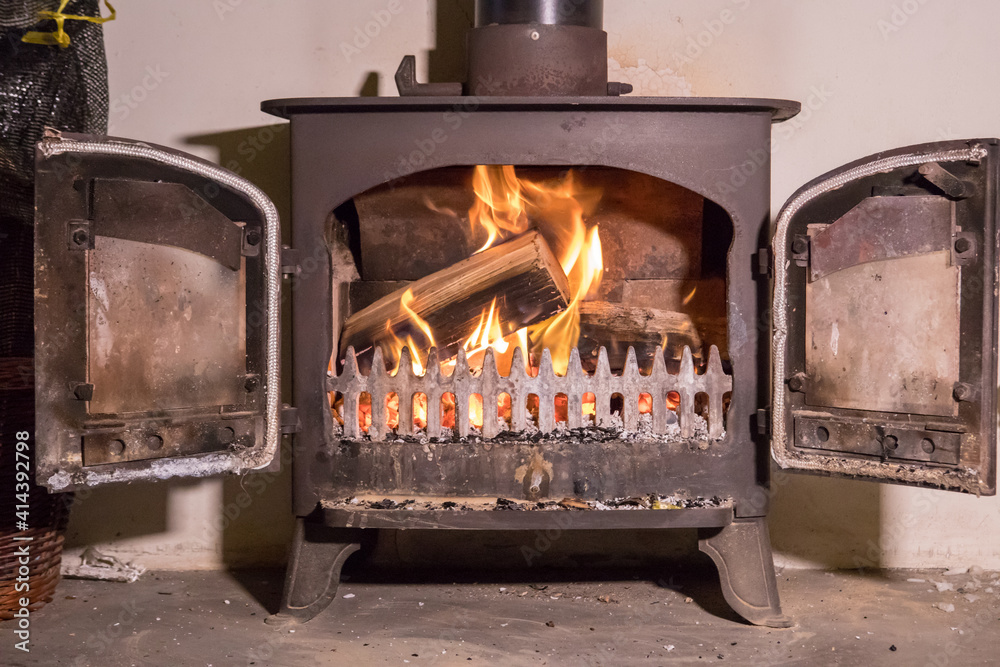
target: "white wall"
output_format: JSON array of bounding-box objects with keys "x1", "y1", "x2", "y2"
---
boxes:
[{"x1": 65, "y1": 0, "x2": 1000, "y2": 571}]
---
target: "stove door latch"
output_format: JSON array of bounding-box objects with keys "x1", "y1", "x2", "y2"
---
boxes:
[
  {"x1": 281, "y1": 405, "x2": 301, "y2": 435},
  {"x1": 281, "y1": 246, "x2": 301, "y2": 278},
  {"x1": 756, "y1": 247, "x2": 772, "y2": 277}
]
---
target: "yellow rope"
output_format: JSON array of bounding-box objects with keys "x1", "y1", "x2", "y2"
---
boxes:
[{"x1": 22, "y1": 0, "x2": 116, "y2": 48}]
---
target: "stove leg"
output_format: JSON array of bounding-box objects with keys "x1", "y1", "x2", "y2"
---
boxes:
[
  {"x1": 698, "y1": 517, "x2": 792, "y2": 628},
  {"x1": 266, "y1": 519, "x2": 363, "y2": 626}
]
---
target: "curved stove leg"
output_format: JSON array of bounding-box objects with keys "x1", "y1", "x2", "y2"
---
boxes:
[
  {"x1": 698, "y1": 517, "x2": 792, "y2": 628},
  {"x1": 266, "y1": 519, "x2": 364, "y2": 626}
]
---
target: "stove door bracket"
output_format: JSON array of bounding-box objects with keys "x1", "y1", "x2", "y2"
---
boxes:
[{"x1": 918, "y1": 161, "x2": 972, "y2": 199}]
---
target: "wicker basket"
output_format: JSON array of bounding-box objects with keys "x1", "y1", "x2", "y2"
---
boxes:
[{"x1": 0, "y1": 357, "x2": 70, "y2": 621}]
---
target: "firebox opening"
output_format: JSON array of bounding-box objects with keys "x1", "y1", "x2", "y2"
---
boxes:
[{"x1": 329, "y1": 165, "x2": 733, "y2": 441}]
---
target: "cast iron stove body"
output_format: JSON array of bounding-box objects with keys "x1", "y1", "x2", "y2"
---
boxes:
[{"x1": 262, "y1": 0, "x2": 799, "y2": 627}]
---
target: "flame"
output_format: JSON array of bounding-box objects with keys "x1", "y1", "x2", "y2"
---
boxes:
[
  {"x1": 464, "y1": 297, "x2": 509, "y2": 358},
  {"x1": 382, "y1": 288, "x2": 436, "y2": 376},
  {"x1": 468, "y1": 166, "x2": 604, "y2": 375},
  {"x1": 639, "y1": 393, "x2": 652, "y2": 415},
  {"x1": 469, "y1": 165, "x2": 530, "y2": 253},
  {"x1": 530, "y1": 225, "x2": 604, "y2": 374}
]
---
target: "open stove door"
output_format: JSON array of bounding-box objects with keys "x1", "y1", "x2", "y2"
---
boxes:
[
  {"x1": 771, "y1": 139, "x2": 997, "y2": 495},
  {"x1": 33, "y1": 133, "x2": 281, "y2": 491}
]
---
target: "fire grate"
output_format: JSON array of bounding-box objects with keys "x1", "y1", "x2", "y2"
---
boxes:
[{"x1": 329, "y1": 344, "x2": 730, "y2": 441}]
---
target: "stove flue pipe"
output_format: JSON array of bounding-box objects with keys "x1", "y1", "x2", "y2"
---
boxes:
[
  {"x1": 474, "y1": 0, "x2": 604, "y2": 29},
  {"x1": 466, "y1": 0, "x2": 628, "y2": 96},
  {"x1": 396, "y1": 0, "x2": 628, "y2": 97}
]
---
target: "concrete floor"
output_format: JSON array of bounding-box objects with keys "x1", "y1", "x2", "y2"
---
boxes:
[{"x1": 9, "y1": 563, "x2": 1000, "y2": 666}]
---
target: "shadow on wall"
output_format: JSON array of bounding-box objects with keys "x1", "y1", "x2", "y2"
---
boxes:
[
  {"x1": 769, "y1": 470, "x2": 882, "y2": 570},
  {"x1": 64, "y1": 482, "x2": 170, "y2": 548},
  {"x1": 185, "y1": 126, "x2": 296, "y2": 568}
]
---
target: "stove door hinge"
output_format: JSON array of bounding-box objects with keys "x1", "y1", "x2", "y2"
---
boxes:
[
  {"x1": 756, "y1": 247, "x2": 772, "y2": 277},
  {"x1": 281, "y1": 246, "x2": 301, "y2": 278},
  {"x1": 281, "y1": 405, "x2": 301, "y2": 435},
  {"x1": 756, "y1": 408, "x2": 771, "y2": 436},
  {"x1": 790, "y1": 234, "x2": 810, "y2": 267}
]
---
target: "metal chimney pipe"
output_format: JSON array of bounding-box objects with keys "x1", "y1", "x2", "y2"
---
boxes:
[
  {"x1": 466, "y1": 0, "x2": 615, "y2": 96},
  {"x1": 474, "y1": 0, "x2": 604, "y2": 29}
]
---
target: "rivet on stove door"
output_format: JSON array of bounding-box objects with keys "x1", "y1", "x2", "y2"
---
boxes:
[
  {"x1": 787, "y1": 373, "x2": 808, "y2": 393},
  {"x1": 921, "y1": 437, "x2": 936, "y2": 454},
  {"x1": 109, "y1": 439, "x2": 126, "y2": 456},
  {"x1": 219, "y1": 426, "x2": 236, "y2": 445},
  {"x1": 953, "y1": 382, "x2": 976, "y2": 402},
  {"x1": 146, "y1": 434, "x2": 164, "y2": 450},
  {"x1": 244, "y1": 375, "x2": 260, "y2": 392},
  {"x1": 883, "y1": 435, "x2": 899, "y2": 451}
]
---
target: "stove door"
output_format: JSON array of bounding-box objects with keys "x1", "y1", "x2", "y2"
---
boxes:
[
  {"x1": 771, "y1": 139, "x2": 997, "y2": 495},
  {"x1": 33, "y1": 133, "x2": 281, "y2": 491}
]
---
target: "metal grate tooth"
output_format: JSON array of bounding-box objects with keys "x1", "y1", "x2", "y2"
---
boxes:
[{"x1": 328, "y1": 343, "x2": 732, "y2": 443}]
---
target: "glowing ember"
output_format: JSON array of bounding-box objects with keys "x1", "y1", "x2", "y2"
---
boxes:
[
  {"x1": 639, "y1": 393, "x2": 652, "y2": 415},
  {"x1": 413, "y1": 393, "x2": 428, "y2": 430},
  {"x1": 498, "y1": 393, "x2": 513, "y2": 427},
  {"x1": 386, "y1": 392, "x2": 400, "y2": 430},
  {"x1": 442, "y1": 392, "x2": 456, "y2": 429},
  {"x1": 469, "y1": 394, "x2": 484, "y2": 430},
  {"x1": 583, "y1": 392, "x2": 597, "y2": 423},
  {"x1": 359, "y1": 393, "x2": 372, "y2": 433},
  {"x1": 554, "y1": 394, "x2": 568, "y2": 423}
]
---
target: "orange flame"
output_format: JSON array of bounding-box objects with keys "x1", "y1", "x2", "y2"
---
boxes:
[
  {"x1": 530, "y1": 225, "x2": 603, "y2": 374},
  {"x1": 469, "y1": 165, "x2": 530, "y2": 253},
  {"x1": 468, "y1": 166, "x2": 604, "y2": 375}
]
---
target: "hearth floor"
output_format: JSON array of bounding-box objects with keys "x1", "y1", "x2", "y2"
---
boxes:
[{"x1": 10, "y1": 566, "x2": 999, "y2": 666}]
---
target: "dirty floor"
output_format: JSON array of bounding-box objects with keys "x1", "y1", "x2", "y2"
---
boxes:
[{"x1": 9, "y1": 564, "x2": 1000, "y2": 666}]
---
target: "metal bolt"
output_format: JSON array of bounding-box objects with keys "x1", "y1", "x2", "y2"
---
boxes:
[
  {"x1": 788, "y1": 375, "x2": 805, "y2": 393},
  {"x1": 72, "y1": 229, "x2": 89, "y2": 246},
  {"x1": 953, "y1": 382, "x2": 974, "y2": 402},
  {"x1": 921, "y1": 437, "x2": 936, "y2": 454},
  {"x1": 245, "y1": 229, "x2": 261, "y2": 246},
  {"x1": 791, "y1": 237, "x2": 808, "y2": 255},
  {"x1": 816, "y1": 426, "x2": 830, "y2": 443},
  {"x1": 146, "y1": 434, "x2": 164, "y2": 450},
  {"x1": 109, "y1": 439, "x2": 126, "y2": 455},
  {"x1": 954, "y1": 237, "x2": 972, "y2": 254},
  {"x1": 244, "y1": 376, "x2": 260, "y2": 392},
  {"x1": 219, "y1": 426, "x2": 236, "y2": 445},
  {"x1": 883, "y1": 435, "x2": 899, "y2": 451}
]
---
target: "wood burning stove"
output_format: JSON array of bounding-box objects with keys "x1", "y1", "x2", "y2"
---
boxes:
[{"x1": 31, "y1": 0, "x2": 997, "y2": 629}]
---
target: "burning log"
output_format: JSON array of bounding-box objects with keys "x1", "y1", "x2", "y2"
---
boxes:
[
  {"x1": 576, "y1": 302, "x2": 703, "y2": 371},
  {"x1": 340, "y1": 230, "x2": 570, "y2": 370}
]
